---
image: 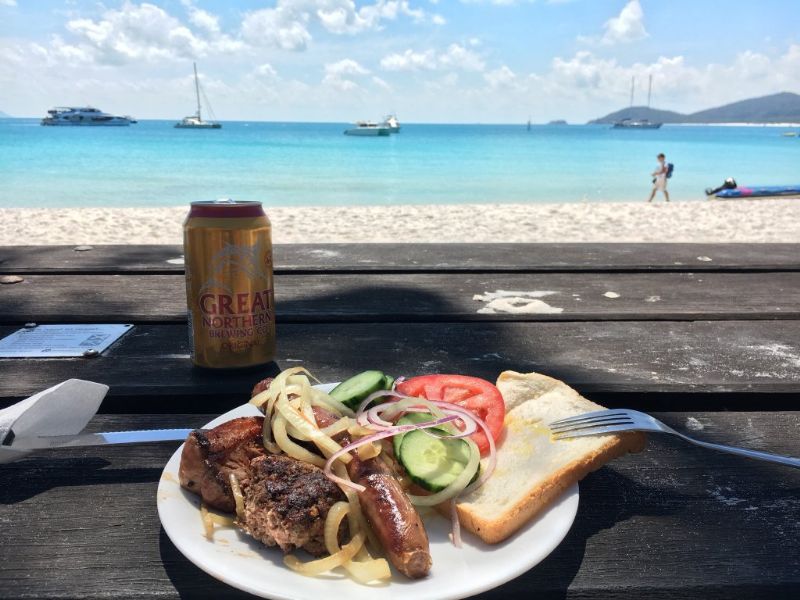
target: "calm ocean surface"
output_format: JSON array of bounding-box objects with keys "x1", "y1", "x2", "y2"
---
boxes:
[{"x1": 1, "y1": 119, "x2": 798, "y2": 207}]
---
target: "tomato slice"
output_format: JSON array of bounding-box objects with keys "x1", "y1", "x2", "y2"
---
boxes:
[{"x1": 396, "y1": 374, "x2": 505, "y2": 455}]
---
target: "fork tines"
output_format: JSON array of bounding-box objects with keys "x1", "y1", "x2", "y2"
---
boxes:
[
  {"x1": 548, "y1": 409, "x2": 635, "y2": 436},
  {"x1": 549, "y1": 409, "x2": 631, "y2": 428}
]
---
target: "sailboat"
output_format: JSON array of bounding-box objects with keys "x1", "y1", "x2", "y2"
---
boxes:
[
  {"x1": 612, "y1": 75, "x2": 662, "y2": 129},
  {"x1": 175, "y1": 62, "x2": 221, "y2": 129}
]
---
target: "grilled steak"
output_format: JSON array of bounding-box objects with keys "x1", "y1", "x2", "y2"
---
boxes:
[
  {"x1": 179, "y1": 416, "x2": 266, "y2": 512},
  {"x1": 239, "y1": 454, "x2": 345, "y2": 556}
]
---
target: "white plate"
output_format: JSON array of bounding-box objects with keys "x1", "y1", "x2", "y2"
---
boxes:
[{"x1": 157, "y1": 384, "x2": 579, "y2": 600}]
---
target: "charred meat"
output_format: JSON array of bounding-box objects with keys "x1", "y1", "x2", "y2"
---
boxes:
[
  {"x1": 239, "y1": 454, "x2": 345, "y2": 556},
  {"x1": 179, "y1": 416, "x2": 344, "y2": 557},
  {"x1": 179, "y1": 416, "x2": 265, "y2": 512}
]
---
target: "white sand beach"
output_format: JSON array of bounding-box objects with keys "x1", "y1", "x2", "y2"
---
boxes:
[{"x1": 1, "y1": 200, "x2": 799, "y2": 244}]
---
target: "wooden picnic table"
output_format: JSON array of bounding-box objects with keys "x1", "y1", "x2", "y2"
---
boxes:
[{"x1": 0, "y1": 243, "x2": 798, "y2": 599}]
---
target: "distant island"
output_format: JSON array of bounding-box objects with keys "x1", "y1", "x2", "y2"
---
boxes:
[
  {"x1": 590, "y1": 92, "x2": 800, "y2": 124},
  {"x1": 0, "y1": 110, "x2": 11, "y2": 118},
  {"x1": 548, "y1": 119, "x2": 568, "y2": 125}
]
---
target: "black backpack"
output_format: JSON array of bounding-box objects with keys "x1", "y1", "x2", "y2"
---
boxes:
[{"x1": 666, "y1": 162, "x2": 674, "y2": 178}]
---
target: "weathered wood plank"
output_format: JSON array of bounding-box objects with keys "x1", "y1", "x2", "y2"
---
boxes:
[
  {"x1": 1, "y1": 321, "x2": 799, "y2": 409},
  {"x1": 2, "y1": 271, "x2": 799, "y2": 323},
  {"x1": 0, "y1": 412, "x2": 797, "y2": 599},
  {"x1": 2, "y1": 244, "x2": 800, "y2": 274}
]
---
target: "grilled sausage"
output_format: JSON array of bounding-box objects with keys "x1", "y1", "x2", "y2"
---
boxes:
[
  {"x1": 347, "y1": 451, "x2": 432, "y2": 578},
  {"x1": 313, "y1": 406, "x2": 432, "y2": 579},
  {"x1": 251, "y1": 377, "x2": 275, "y2": 398}
]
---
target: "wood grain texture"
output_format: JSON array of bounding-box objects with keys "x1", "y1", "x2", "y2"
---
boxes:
[
  {"x1": 2, "y1": 243, "x2": 800, "y2": 274},
  {"x1": 2, "y1": 271, "x2": 800, "y2": 323},
  {"x1": 1, "y1": 321, "x2": 799, "y2": 409},
  {"x1": 0, "y1": 412, "x2": 797, "y2": 599}
]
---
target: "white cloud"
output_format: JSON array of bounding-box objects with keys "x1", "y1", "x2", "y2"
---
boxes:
[
  {"x1": 316, "y1": 0, "x2": 432, "y2": 33},
  {"x1": 326, "y1": 58, "x2": 370, "y2": 77},
  {"x1": 59, "y1": 2, "x2": 242, "y2": 64},
  {"x1": 323, "y1": 58, "x2": 370, "y2": 91},
  {"x1": 439, "y1": 43, "x2": 485, "y2": 71},
  {"x1": 372, "y1": 75, "x2": 392, "y2": 90},
  {"x1": 242, "y1": 1, "x2": 435, "y2": 48},
  {"x1": 484, "y1": 65, "x2": 517, "y2": 88},
  {"x1": 183, "y1": 2, "x2": 220, "y2": 35},
  {"x1": 432, "y1": 14, "x2": 446, "y2": 25},
  {"x1": 381, "y1": 48, "x2": 436, "y2": 71},
  {"x1": 0, "y1": 0, "x2": 17, "y2": 6},
  {"x1": 241, "y1": 6, "x2": 311, "y2": 51},
  {"x1": 600, "y1": 0, "x2": 647, "y2": 45},
  {"x1": 381, "y1": 43, "x2": 484, "y2": 72},
  {"x1": 254, "y1": 63, "x2": 278, "y2": 79}
]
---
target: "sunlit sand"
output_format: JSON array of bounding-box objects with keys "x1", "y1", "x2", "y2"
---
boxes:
[{"x1": 1, "y1": 200, "x2": 798, "y2": 244}]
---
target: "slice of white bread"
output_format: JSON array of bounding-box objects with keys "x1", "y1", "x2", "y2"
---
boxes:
[{"x1": 455, "y1": 371, "x2": 646, "y2": 544}]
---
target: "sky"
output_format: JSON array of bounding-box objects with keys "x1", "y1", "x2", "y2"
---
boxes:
[{"x1": 1, "y1": 0, "x2": 799, "y2": 123}]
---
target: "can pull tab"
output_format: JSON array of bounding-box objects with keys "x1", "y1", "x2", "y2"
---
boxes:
[{"x1": 214, "y1": 198, "x2": 236, "y2": 204}]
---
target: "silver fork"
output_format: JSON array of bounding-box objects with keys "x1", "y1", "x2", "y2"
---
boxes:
[{"x1": 549, "y1": 409, "x2": 800, "y2": 469}]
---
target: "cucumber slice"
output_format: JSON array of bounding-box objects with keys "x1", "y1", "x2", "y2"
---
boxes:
[
  {"x1": 392, "y1": 412, "x2": 444, "y2": 457},
  {"x1": 382, "y1": 375, "x2": 395, "y2": 390},
  {"x1": 329, "y1": 370, "x2": 387, "y2": 410},
  {"x1": 398, "y1": 429, "x2": 474, "y2": 493}
]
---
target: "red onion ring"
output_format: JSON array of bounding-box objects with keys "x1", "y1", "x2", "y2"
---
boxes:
[
  {"x1": 332, "y1": 393, "x2": 501, "y2": 548},
  {"x1": 323, "y1": 414, "x2": 459, "y2": 492}
]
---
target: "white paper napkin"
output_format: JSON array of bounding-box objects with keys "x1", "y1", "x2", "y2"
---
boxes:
[{"x1": 0, "y1": 379, "x2": 109, "y2": 464}]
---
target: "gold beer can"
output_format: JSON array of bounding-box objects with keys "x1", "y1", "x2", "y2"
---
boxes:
[{"x1": 183, "y1": 199, "x2": 275, "y2": 369}]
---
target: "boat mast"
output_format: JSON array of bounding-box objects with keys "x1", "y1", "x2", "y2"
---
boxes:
[
  {"x1": 630, "y1": 76, "x2": 635, "y2": 107},
  {"x1": 193, "y1": 62, "x2": 202, "y2": 121},
  {"x1": 647, "y1": 74, "x2": 652, "y2": 108}
]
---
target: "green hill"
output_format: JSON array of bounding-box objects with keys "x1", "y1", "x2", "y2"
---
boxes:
[
  {"x1": 589, "y1": 91, "x2": 800, "y2": 124},
  {"x1": 686, "y1": 92, "x2": 800, "y2": 123}
]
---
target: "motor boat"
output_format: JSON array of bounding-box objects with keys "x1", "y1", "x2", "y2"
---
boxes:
[
  {"x1": 344, "y1": 122, "x2": 391, "y2": 136},
  {"x1": 40, "y1": 107, "x2": 135, "y2": 126},
  {"x1": 382, "y1": 114, "x2": 400, "y2": 133}
]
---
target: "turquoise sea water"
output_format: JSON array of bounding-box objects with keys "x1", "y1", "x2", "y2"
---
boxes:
[{"x1": 0, "y1": 119, "x2": 798, "y2": 207}]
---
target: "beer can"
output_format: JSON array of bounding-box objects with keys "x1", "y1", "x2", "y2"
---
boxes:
[{"x1": 183, "y1": 199, "x2": 275, "y2": 369}]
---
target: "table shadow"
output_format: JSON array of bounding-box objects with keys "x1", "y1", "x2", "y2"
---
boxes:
[
  {"x1": 474, "y1": 467, "x2": 695, "y2": 599},
  {"x1": 158, "y1": 526, "x2": 258, "y2": 599},
  {"x1": 0, "y1": 455, "x2": 162, "y2": 504}
]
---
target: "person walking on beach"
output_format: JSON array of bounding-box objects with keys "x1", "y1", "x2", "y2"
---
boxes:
[{"x1": 647, "y1": 153, "x2": 670, "y2": 202}]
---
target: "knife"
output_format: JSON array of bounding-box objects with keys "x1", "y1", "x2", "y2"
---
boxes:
[{"x1": 2, "y1": 428, "x2": 193, "y2": 450}]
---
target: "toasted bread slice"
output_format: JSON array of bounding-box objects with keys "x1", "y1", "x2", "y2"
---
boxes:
[{"x1": 455, "y1": 371, "x2": 645, "y2": 544}]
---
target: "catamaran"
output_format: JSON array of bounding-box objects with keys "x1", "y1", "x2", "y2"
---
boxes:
[{"x1": 175, "y1": 62, "x2": 221, "y2": 129}]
